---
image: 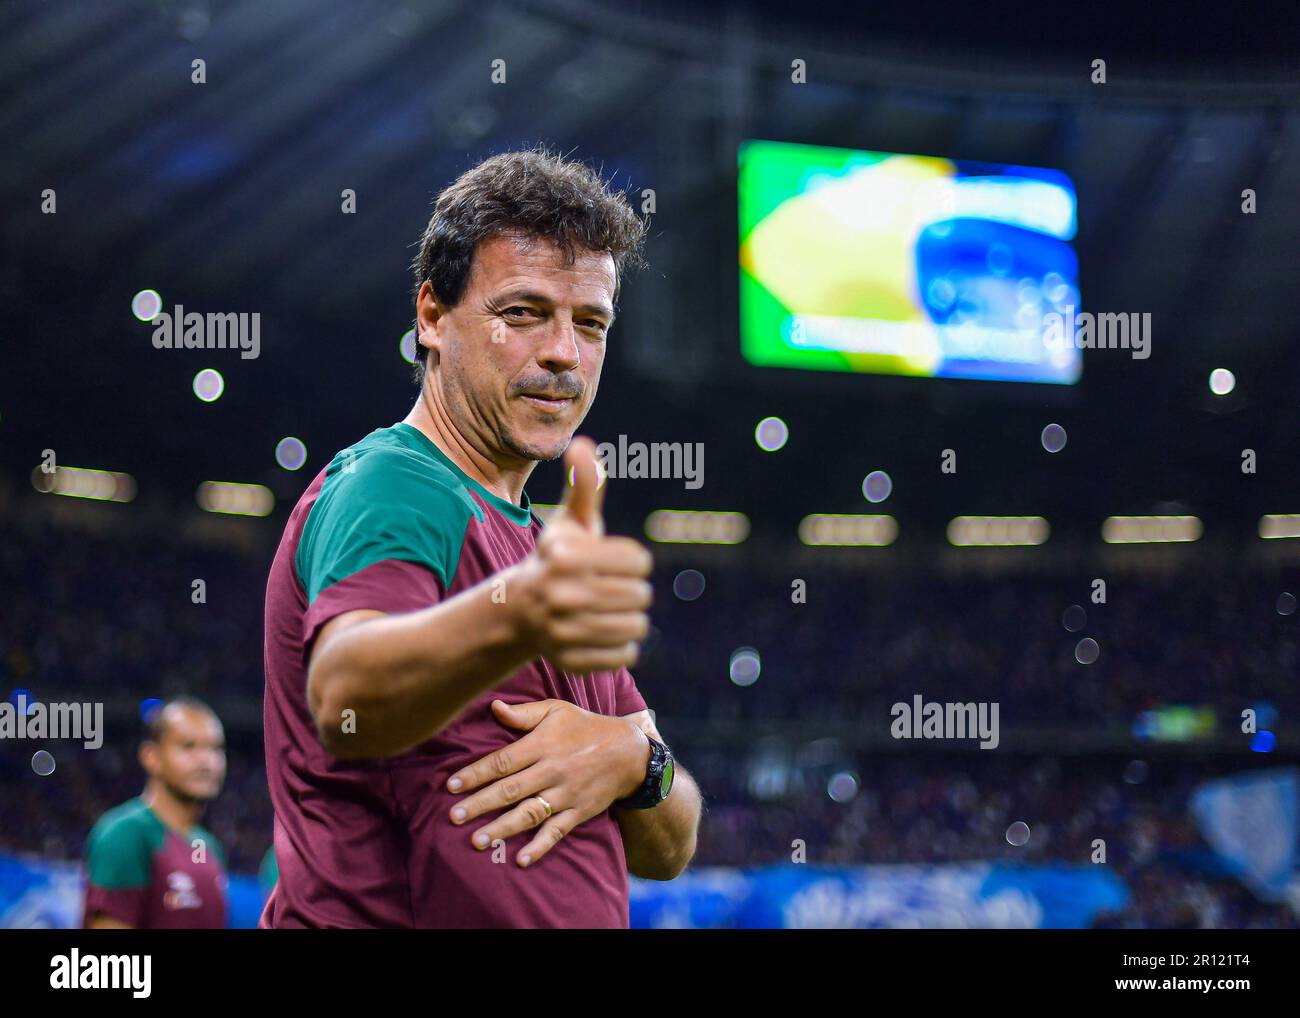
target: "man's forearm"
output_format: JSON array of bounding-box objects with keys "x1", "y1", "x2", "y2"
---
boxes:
[
  {"x1": 308, "y1": 564, "x2": 536, "y2": 759},
  {"x1": 614, "y1": 766, "x2": 701, "y2": 881},
  {"x1": 308, "y1": 472, "x2": 652, "y2": 761}
]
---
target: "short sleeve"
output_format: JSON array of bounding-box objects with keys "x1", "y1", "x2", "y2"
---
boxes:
[
  {"x1": 302, "y1": 559, "x2": 445, "y2": 653},
  {"x1": 83, "y1": 817, "x2": 151, "y2": 927},
  {"x1": 612, "y1": 666, "x2": 647, "y2": 716},
  {"x1": 294, "y1": 444, "x2": 477, "y2": 652}
]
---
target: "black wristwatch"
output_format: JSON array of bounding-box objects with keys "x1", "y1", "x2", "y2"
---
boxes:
[{"x1": 615, "y1": 736, "x2": 674, "y2": 809}]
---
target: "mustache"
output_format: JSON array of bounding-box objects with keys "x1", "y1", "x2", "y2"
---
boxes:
[{"x1": 510, "y1": 377, "x2": 584, "y2": 399}]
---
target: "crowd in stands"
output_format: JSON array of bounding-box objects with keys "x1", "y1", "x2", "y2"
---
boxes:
[{"x1": 2, "y1": 519, "x2": 1296, "y2": 927}]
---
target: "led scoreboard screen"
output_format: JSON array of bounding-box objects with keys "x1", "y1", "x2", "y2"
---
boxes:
[{"x1": 739, "y1": 139, "x2": 1081, "y2": 384}]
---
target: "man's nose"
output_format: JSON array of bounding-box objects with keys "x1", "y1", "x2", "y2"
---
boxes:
[{"x1": 535, "y1": 313, "x2": 581, "y2": 372}]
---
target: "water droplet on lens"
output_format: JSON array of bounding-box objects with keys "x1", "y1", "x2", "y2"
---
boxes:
[
  {"x1": 862, "y1": 471, "x2": 892, "y2": 503},
  {"x1": 275, "y1": 437, "x2": 307, "y2": 471},
  {"x1": 1041, "y1": 423, "x2": 1067, "y2": 453},
  {"x1": 1006, "y1": 821, "x2": 1031, "y2": 846},
  {"x1": 1075, "y1": 637, "x2": 1100, "y2": 664},
  {"x1": 827, "y1": 772, "x2": 859, "y2": 803},
  {"x1": 672, "y1": 569, "x2": 705, "y2": 601},
  {"x1": 131, "y1": 289, "x2": 162, "y2": 322},
  {"x1": 729, "y1": 647, "x2": 761, "y2": 686},
  {"x1": 754, "y1": 417, "x2": 789, "y2": 452},
  {"x1": 192, "y1": 368, "x2": 225, "y2": 403}
]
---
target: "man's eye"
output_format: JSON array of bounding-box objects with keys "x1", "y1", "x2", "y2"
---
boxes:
[
  {"x1": 580, "y1": 320, "x2": 607, "y2": 332},
  {"x1": 503, "y1": 307, "x2": 532, "y2": 318}
]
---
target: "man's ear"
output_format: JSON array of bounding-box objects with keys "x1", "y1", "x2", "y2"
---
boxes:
[
  {"x1": 138, "y1": 741, "x2": 156, "y2": 776},
  {"x1": 416, "y1": 281, "x2": 444, "y2": 362}
]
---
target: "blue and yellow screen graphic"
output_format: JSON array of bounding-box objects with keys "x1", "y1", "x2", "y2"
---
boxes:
[{"x1": 739, "y1": 139, "x2": 1081, "y2": 383}]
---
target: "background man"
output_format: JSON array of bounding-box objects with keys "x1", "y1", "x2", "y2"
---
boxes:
[{"x1": 83, "y1": 696, "x2": 228, "y2": 929}]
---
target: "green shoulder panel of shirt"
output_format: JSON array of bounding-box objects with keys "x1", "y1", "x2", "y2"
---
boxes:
[
  {"x1": 295, "y1": 422, "x2": 536, "y2": 604},
  {"x1": 85, "y1": 797, "x2": 226, "y2": 889},
  {"x1": 258, "y1": 845, "x2": 279, "y2": 893}
]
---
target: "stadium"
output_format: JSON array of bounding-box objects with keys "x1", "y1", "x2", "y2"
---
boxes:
[{"x1": 1, "y1": 0, "x2": 1298, "y2": 992}]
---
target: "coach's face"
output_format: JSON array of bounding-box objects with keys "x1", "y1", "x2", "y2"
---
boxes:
[{"x1": 418, "y1": 232, "x2": 616, "y2": 464}]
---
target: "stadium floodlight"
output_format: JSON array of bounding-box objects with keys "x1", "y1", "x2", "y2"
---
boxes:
[
  {"x1": 31, "y1": 466, "x2": 136, "y2": 503},
  {"x1": 197, "y1": 481, "x2": 275, "y2": 517},
  {"x1": 1101, "y1": 515, "x2": 1201, "y2": 544},
  {"x1": 798, "y1": 514, "x2": 897, "y2": 546},
  {"x1": 947, "y1": 516, "x2": 1049, "y2": 546},
  {"x1": 645, "y1": 510, "x2": 750, "y2": 545},
  {"x1": 1259, "y1": 514, "x2": 1300, "y2": 540}
]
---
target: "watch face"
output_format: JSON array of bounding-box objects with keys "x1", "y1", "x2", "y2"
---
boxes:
[{"x1": 659, "y1": 757, "x2": 674, "y2": 799}]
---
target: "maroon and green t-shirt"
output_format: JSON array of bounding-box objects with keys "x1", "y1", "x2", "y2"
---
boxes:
[
  {"x1": 260, "y1": 422, "x2": 647, "y2": 928},
  {"x1": 82, "y1": 797, "x2": 228, "y2": 929}
]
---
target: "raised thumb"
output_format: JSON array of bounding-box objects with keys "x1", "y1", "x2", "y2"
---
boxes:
[{"x1": 558, "y1": 436, "x2": 606, "y2": 534}]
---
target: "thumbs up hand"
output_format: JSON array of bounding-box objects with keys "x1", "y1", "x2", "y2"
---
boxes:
[
  {"x1": 511, "y1": 437, "x2": 653, "y2": 673},
  {"x1": 552, "y1": 436, "x2": 607, "y2": 536}
]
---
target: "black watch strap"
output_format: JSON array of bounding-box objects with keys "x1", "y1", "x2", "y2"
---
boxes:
[{"x1": 615, "y1": 736, "x2": 674, "y2": 810}]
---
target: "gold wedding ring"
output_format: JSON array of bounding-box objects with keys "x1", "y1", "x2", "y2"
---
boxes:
[{"x1": 535, "y1": 795, "x2": 554, "y2": 818}]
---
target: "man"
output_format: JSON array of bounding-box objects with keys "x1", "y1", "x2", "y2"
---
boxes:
[
  {"x1": 261, "y1": 146, "x2": 701, "y2": 928},
  {"x1": 83, "y1": 696, "x2": 229, "y2": 929}
]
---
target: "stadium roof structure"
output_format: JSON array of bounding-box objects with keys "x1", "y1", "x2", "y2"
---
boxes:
[{"x1": 4, "y1": 0, "x2": 1299, "y2": 539}]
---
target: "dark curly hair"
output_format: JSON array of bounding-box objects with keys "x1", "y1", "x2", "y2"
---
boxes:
[{"x1": 408, "y1": 144, "x2": 648, "y2": 382}]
